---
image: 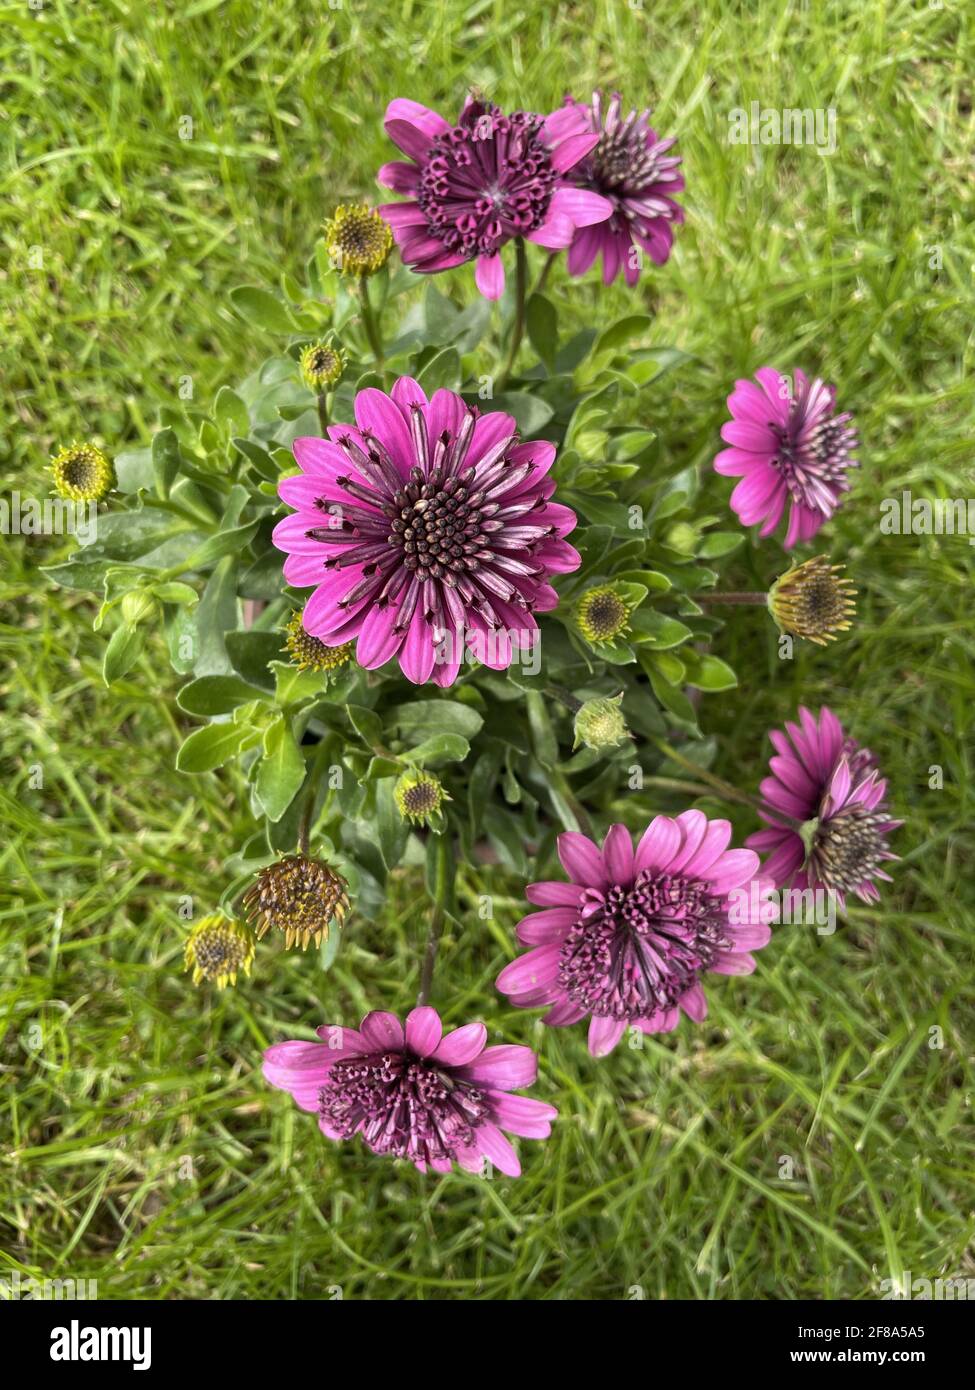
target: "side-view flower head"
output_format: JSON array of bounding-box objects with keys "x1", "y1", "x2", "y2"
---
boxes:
[
  {"x1": 263, "y1": 1006, "x2": 558, "y2": 1176},
  {"x1": 747, "y1": 706, "x2": 900, "y2": 904},
  {"x1": 715, "y1": 367, "x2": 858, "y2": 548},
  {"x1": 273, "y1": 378, "x2": 580, "y2": 686},
  {"x1": 561, "y1": 90, "x2": 685, "y2": 285},
  {"x1": 496, "y1": 812, "x2": 776, "y2": 1058},
  {"x1": 377, "y1": 95, "x2": 613, "y2": 299}
]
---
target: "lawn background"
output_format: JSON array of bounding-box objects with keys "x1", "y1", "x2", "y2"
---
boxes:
[{"x1": 1, "y1": 0, "x2": 973, "y2": 1300}]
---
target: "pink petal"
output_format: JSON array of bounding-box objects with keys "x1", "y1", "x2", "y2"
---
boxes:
[
  {"x1": 475, "y1": 253, "x2": 505, "y2": 300},
  {"x1": 405, "y1": 1005, "x2": 442, "y2": 1058},
  {"x1": 557, "y1": 831, "x2": 607, "y2": 887},
  {"x1": 588, "y1": 1016, "x2": 626, "y2": 1057},
  {"x1": 432, "y1": 1022, "x2": 487, "y2": 1068},
  {"x1": 358, "y1": 1011, "x2": 405, "y2": 1051}
]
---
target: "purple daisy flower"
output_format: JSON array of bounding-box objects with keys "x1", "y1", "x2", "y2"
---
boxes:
[
  {"x1": 562, "y1": 91, "x2": 685, "y2": 285},
  {"x1": 377, "y1": 95, "x2": 612, "y2": 299},
  {"x1": 262, "y1": 1006, "x2": 557, "y2": 1176},
  {"x1": 273, "y1": 378, "x2": 580, "y2": 687},
  {"x1": 496, "y1": 813, "x2": 776, "y2": 1058},
  {"x1": 747, "y1": 706, "x2": 900, "y2": 905},
  {"x1": 714, "y1": 367, "x2": 859, "y2": 548}
]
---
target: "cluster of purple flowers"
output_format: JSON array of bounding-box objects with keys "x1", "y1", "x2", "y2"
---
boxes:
[{"x1": 260, "y1": 90, "x2": 895, "y2": 1179}]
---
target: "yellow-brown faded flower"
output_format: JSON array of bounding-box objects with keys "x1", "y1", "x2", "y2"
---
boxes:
[
  {"x1": 300, "y1": 340, "x2": 346, "y2": 392},
  {"x1": 283, "y1": 610, "x2": 354, "y2": 679},
  {"x1": 768, "y1": 556, "x2": 856, "y2": 646},
  {"x1": 51, "y1": 442, "x2": 113, "y2": 502},
  {"x1": 184, "y1": 913, "x2": 255, "y2": 990},
  {"x1": 324, "y1": 205, "x2": 393, "y2": 277},
  {"x1": 576, "y1": 585, "x2": 630, "y2": 645},
  {"x1": 394, "y1": 768, "x2": 447, "y2": 825},
  {"x1": 243, "y1": 854, "x2": 350, "y2": 950}
]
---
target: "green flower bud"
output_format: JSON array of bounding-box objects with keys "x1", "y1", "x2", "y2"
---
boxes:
[
  {"x1": 573, "y1": 695, "x2": 630, "y2": 752},
  {"x1": 394, "y1": 769, "x2": 448, "y2": 826}
]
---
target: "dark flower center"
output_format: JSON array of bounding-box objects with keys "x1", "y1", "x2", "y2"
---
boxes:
[
  {"x1": 558, "y1": 870, "x2": 732, "y2": 1020},
  {"x1": 771, "y1": 403, "x2": 857, "y2": 508},
  {"x1": 809, "y1": 807, "x2": 891, "y2": 894},
  {"x1": 417, "y1": 104, "x2": 558, "y2": 258},
  {"x1": 319, "y1": 1051, "x2": 491, "y2": 1166}
]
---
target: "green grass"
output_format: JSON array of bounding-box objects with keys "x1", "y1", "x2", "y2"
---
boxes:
[{"x1": 2, "y1": 0, "x2": 973, "y2": 1299}]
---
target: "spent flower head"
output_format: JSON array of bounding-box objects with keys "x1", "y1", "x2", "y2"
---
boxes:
[
  {"x1": 184, "y1": 913, "x2": 255, "y2": 990},
  {"x1": 324, "y1": 204, "x2": 393, "y2": 277},
  {"x1": 768, "y1": 556, "x2": 856, "y2": 645},
  {"x1": 51, "y1": 442, "x2": 113, "y2": 502},
  {"x1": 243, "y1": 854, "x2": 350, "y2": 950}
]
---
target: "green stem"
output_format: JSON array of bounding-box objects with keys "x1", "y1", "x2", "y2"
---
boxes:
[
  {"x1": 316, "y1": 392, "x2": 329, "y2": 435},
  {"x1": 357, "y1": 278, "x2": 384, "y2": 368},
  {"x1": 649, "y1": 736, "x2": 803, "y2": 826},
  {"x1": 692, "y1": 592, "x2": 767, "y2": 605},
  {"x1": 417, "y1": 906, "x2": 445, "y2": 1008},
  {"x1": 533, "y1": 250, "x2": 557, "y2": 297},
  {"x1": 498, "y1": 237, "x2": 528, "y2": 389}
]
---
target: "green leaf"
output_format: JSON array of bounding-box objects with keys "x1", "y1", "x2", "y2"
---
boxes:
[
  {"x1": 103, "y1": 623, "x2": 144, "y2": 684},
  {"x1": 79, "y1": 509, "x2": 191, "y2": 562},
  {"x1": 214, "y1": 386, "x2": 250, "y2": 435},
  {"x1": 184, "y1": 520, "x2": 259, "y2": 568},
  {"x1": 113, "y1": 447, "x2": 154, "y2": 494},
  {"x1": 697, "y1": 530, "x2": 745, "y2": 559},
  {"x1": 526, "y1": 293, "x2": 558, "y2": 370},
  {"x1": 417, "y1": 346, "x2": 462, "y2": 393},
  {"x1": 271, "y1": 660, "x2": 324, "y2": 706},
  {"x1": 390, "y1": 699, "x2": 484, "y2": 741},
  {"x1": 687, "y1": 654, "x2": 739, "y2": 692},
  {"x1": 194, "y1": 556, "x2": 239, "y2": 675},
  {"x1": 376, "y1": 777, "x2": 409, "y2": 872},
  {"x1": 177, "y1": 674, "x2": 267, "y2": 716},
  {"x1": 594, "y1": 313, "x2": 652, "y2": 357},
  {"x1": 346, "y1": 703, "x2": 383, "y2": 746},
  {"x1": 405, "y1": 732, "x2": 470, "y2": 767},
  {"x1": 176, "y1": 721, "x2": 255, "y2": 773},
  {"x1": 225, "y1": 630, "x2": 282, "y2": 690},
  {"x1": 487, "y1": 392, "x2": 554, "y2": 437},
  {"x1": 229, "y1": 285, "x2": 298, "y2": 334},
  {"x1": 255, "y1": 716, "x2": 307, "y2": 821},
  {"x1": 629, "y1": 610, "x2": 694, "y2": 649},
  {"x1": 152, "y1": 428, "x2": 182, "y2": 498}
]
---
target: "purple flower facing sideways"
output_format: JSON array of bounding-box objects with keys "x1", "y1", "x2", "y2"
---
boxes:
[
  {"x1": 747, "y1": 706, "x2": 900, "y2": 905},
  {"x1": 562, "y1": 91, "x2": 685, "y2": 285},
  {"x1": 272, "y1": 379, "x2": 580, "y2": 686},
  {"x1": 378, "y1": 95, "x2": 613, "y2": 299},
  {"x1": 263, "y1": 1006, "x2": 557, "y2": 1176},
  {"x1": 715, "y1": 367, "x2": 859, "y2": 548},
  {"x1": 496, "y1": 813, "x2": 776, "y2": 1058}
]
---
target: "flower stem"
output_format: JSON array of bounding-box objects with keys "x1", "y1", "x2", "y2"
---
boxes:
[
  {"x1": 498, "y1": 236, "x2": 528, "y2": 389},
  {"x1": 533, "y1": 250, "x2": 557, "y2": 297},
  {"x1": 691, "y1": 592, "x2": 767, "y2": 605},
  {"x1": 357, "y1": 277, "x2": 384, "y2": 368},
  {"x1": 316, "y1": 392, "x2": 329, "y2": 435},
  {"x1": 416, "y1": 905, "x2": 445, "y2": 1008}
]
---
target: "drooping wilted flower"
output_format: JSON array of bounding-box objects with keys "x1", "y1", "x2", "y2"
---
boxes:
[
  {"x1": 263, "y1": 1006, "x2": 557, "y2": 1175},
  {"x1": 576, "y1": 584, "x2": 630, "y2": 644},
  {"x1": 496, "y1": 814, "x2": 776, "y2": 1057},
  {"x1": 573, "y1": 695, "x2": 630, "y2": 751},
  {"x1": 50, "y1": 442, "x2": 113, "y2": 502},
  {"x1": 300, "y1": 340, "x2": 346, "y2": 392},
  {"x1": 768, "y1": 556, "x2": 856, "y2": 645},
  {"x1": 394, "y1": 768, "x2": 447, "y2": 825},
  {"x1": 272, "y1": 378, "x2": 580, "y2": 687},
  {"x1": 714, "y1": 367, "x2": 859, "y2": 548},
  {"x1": 323, "y1": 204, "x2": 393, "y2": 277},
  {"x1": 184, "y1": 913, "x2": 255, "y2": 990},
  {"x1": 561, "y1": 91, "x2": 685, "y2": 285},
  {"x1": 747, "y1": 706, "x2": 900, "y2": 904},
  {"x1": 377, "y1": 96, "x2": 612, "y2": 299},
  {"x1": 283, "y1": 610, "x2": 354, "y2": 678},
  {"x1": 243, "y1": 855, "x2": 350, "y2": 950}
]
